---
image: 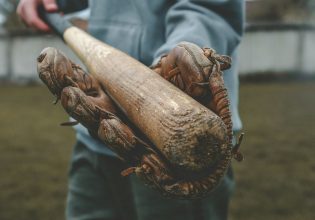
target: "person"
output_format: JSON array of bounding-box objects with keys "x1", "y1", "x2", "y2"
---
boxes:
[{"x1": 17, "y1": 0, "x2": 244, "y2": 219}]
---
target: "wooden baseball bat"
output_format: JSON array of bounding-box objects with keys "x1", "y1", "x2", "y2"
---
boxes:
[{"x1": 40, "y1": 11, "x2": 227, "y2": 173}]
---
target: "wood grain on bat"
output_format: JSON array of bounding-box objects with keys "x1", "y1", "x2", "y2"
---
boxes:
[{"x1": 63, "y1": 27, "x2": 228, "y2": 172}]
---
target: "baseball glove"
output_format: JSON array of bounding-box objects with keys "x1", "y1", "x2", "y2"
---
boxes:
[{"x1": 37, "y1": 42, "x2": 243, "y2": 199}]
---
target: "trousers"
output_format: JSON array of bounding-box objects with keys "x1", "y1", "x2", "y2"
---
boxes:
[{"x1": 65, "y1": 141, "x2": 235, "y2": 220}]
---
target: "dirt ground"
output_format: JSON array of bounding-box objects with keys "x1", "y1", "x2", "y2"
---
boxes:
[{"x1": 0, "y1": 81, "x2": 314, "y2": 220}]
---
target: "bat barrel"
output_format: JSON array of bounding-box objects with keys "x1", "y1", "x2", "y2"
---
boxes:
[
  {"x1": 40, "y1": 11, "x2": 227, "y2": 173},
  {"x1": 63, "y1": 27, "x2": 228, "y2": 173}
]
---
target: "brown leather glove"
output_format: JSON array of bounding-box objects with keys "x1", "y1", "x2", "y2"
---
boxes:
[
  {"x1": 37, "y1": 43, "x2": 243, "y2": 199},
  {"x1": 37, "y1": 47, "x2": 149, "y2": 164},
  {"x1": 151, "y1": 42, "x2": 237, "y2": 145}
]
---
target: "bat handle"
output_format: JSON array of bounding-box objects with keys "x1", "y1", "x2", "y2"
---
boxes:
[{"x1": 38, "y1": 6, "x2": 72, "y2": 38}]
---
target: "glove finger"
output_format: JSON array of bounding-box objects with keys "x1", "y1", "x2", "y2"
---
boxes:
[
  {"x1": 171, "y1": 42, "x2": 211, "y2": 97},
  {"x1": 61, "y1": 86, "x2": 146, "y2": 160},
  {"x1": 153, "y1": 42, "x2": 213, "y2": 98},
  {"x1": 61, "y1": 86, "x2": 101, "y2": 134},
  {"x1": 98, "y1": 118, "x2": 138, "y2": 160},
  {"x1": 37, "y1": 47, "x2": 73, "y2": 97},
  {"x1": 38, "y1": 47, "x2": 114, "y2": 106}
]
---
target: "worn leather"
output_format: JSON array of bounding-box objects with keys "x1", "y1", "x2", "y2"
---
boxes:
[{"x1": 37, "y1": 43, "x2": 243, "y2": 199}]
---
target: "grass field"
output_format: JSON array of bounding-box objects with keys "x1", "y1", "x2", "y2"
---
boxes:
[{"x1": 0, "y1": 81, "x2": 314, "y2": 220}]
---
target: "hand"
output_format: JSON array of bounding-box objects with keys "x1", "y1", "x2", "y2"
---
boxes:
[
  {"x1": 17, "y1": 0, "x2": 58, "y2": 32},
  {"x1": 37, "y1": 46, "x2": 242, "y2": 199},
  {"x1": 151, "y1": 41, "x2": 243, "y2": 160},
  {"x1": 151, "y1": 42, "x2": 235, "y2": 141}
]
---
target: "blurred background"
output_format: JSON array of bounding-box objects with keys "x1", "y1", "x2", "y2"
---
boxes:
[{"x1": 0, "y1": 0, "x2": 314, "y2": 219}]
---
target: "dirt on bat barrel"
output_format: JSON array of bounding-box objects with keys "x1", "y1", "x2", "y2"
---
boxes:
[{"x1": 158, "y1": 106, "x2": 228, "y2": 175}]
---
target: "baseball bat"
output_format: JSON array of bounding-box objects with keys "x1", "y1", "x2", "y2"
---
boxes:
[{"x1": 39, "y1": 10, "x2": 227, "y2": 173}]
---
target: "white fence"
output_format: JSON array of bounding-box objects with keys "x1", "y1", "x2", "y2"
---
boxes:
[
  {"x1": 239, "y1": 24, "x2": 315, "y2": 76},
  {"x1": 1, "y1": 24, "x2": 315, "y2": 83},
  {"x1": 0, "y1": 34, "x2": 84, "y2": 83}
]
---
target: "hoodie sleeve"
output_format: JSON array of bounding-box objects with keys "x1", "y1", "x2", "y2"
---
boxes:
[{"x1": 153, "y1": 0, "x2": 245, "y2": 63}]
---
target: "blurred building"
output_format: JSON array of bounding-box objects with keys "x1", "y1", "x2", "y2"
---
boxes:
[
  {"x1": 0, "y1": 0, "x2": 13, "y2": 24},
  {"x1": 0, "y1": 0, "x2": 315, "y2": 83},
  {"x1": 240, "y1": 0, "x2": 315, "y2": 77},
  {"x1": 247, "y1": 0, "x2": 315, "y2": 23}
]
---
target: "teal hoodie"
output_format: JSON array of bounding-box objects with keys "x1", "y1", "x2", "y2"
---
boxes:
[{"x1": 60, "y1": 0, "x2": 245, "y2": 156}]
